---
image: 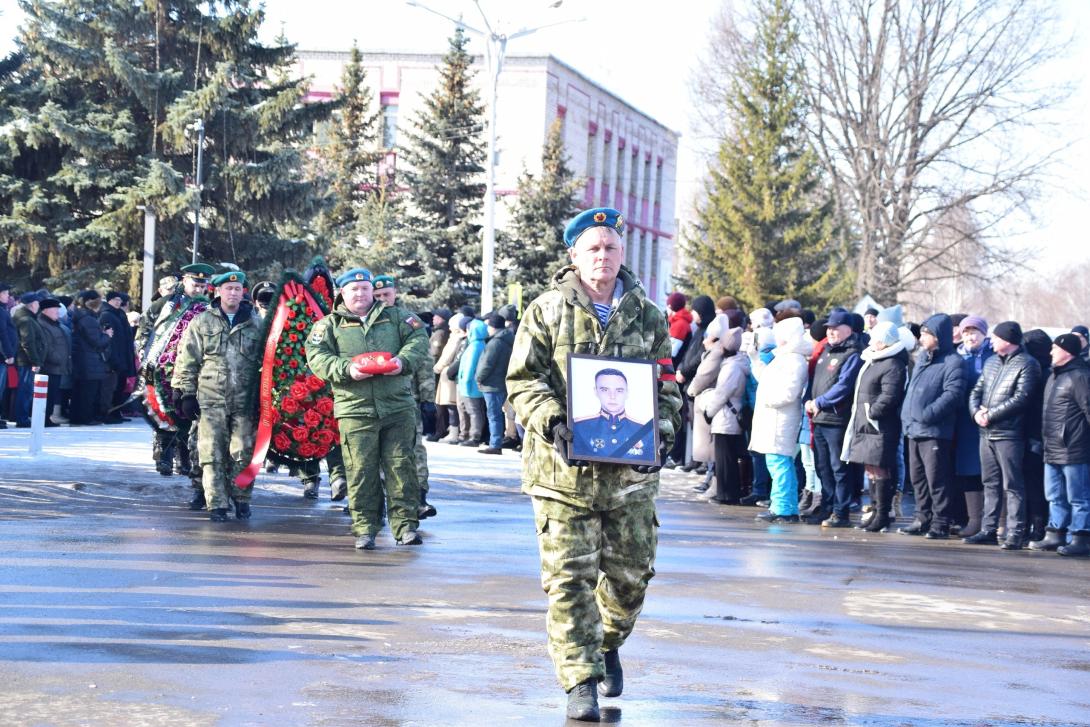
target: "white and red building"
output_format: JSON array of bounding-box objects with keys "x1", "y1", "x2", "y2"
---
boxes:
[{"x1": 297, "y1": 49, "x2": 679, "y2": 304}]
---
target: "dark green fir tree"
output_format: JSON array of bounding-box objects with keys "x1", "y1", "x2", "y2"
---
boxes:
[
  {"x1": 498, "y1": 118, "x2": 582, "y2": 304},
  {"x1": 681, "y1": 0, "x2": 848, "y2": 310},
  {"x1": 395, "y1": 26, "x2": 486, "y2": 309},
  {"x1": 0, "y1": 0, "x2": 332, "y2": 295}
]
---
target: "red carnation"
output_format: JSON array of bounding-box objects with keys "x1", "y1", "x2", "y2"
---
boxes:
[
  {"x1": 314, "y1": 444, "x2": 330, "y2": 459},
  {"x1": 289, "y1": 382, "x2": 309, "y2": 400},
  {"x1": 292, "y1": 427, "x2": 309, "y2": 443},
  {"x1": 273, "y1": 433, "x2": 292, "y2": 451},
  {"x1": 283, "y1": 346, "x2": 293, "y2": 356},
  {"x1": 289, "y1": 333, "x2": 298, "y2": 342},
  {"x1": 296, "y1": 321, "x2": 306, "y2": 331},
  {"x1": 303, "y1": 409, "x2": 322, "y2": 428},
  {"x1": 281, "y1": 397, "x2": 300, "y2": 414},
  {"x1": 289, "y1": 359, "x2": 299, "y2": 369},
  {"x1": 278, "y1": 372, "x2": 289, "y2": 381},
  {"x1": 287, "y1": 310, "x2": 297, "y2": 319},
  {"x1": 315, "y1": 397, "x2": 334, "y2": 415},
  {"x1": 298, "y1": 442, "x2": 318, "y2": 458},
  {"x1": 306, "y1": 374, "x2": 325, "y2": 391},
  {"x1": 274, "y1": 357, "x2": 283, "y2": 367}
]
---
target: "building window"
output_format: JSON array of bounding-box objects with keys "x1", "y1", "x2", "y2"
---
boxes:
[
  {"x1": 643, "y1": 155, "x2": 652, "y2": 201},
  {"x1": 585, "y1": 126, "x2": 597, "y2": 185},
  {"x1": 382, "y1": 103, "x2": 399, "y2": 149}
]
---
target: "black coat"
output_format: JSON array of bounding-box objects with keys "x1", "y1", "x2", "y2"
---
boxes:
[
  {"x1": 71, "y1": 306, "x2": 112, "y2": 381},
  {"x1": 901, "y1": 314, "x2": 965, "y2": 440},
  {"x1": 39, "y1": 315, "x2": 71, "y2": 377},
  {"x1": 99, "y1": 305, "x2": 136, "y2": 376},
  {"x1": 968, "y1": 347, "x2": 1042, "y2": 441},
  {"x1": 13, "y1": 305, "x2": 47, "y2": 367},
  {"x1": 1042, "y1": 357, "x2": 1090, "y2": 465},
  {"x1": 844, "y1": 347, "x2": 908, "y2": 469},
  {"x1": 476, "y1": 327, "x2": 514, "y2": 394},
  {"x1": 0, "y1": 303, "x2": 17, "y2": 361}
]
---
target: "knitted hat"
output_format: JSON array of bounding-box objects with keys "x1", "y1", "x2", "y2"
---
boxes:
[
  {"x1": 992, "y1": 321, "x2": 1022, "y2": 345},
  {"x1": 459, "y1": 304, "x2": 475, "y2": 318},
  {"x1": 1054, "y1": 333, "x2": 1083, "y2": 357},
  {"x1": 870, "y1": 321, "x2": 900, "y2": 347},
  {"x1": 458, "y1": 315, "x2": 472, "y2": 331},
  {"x1": 959, "y1": 315, "x2": 988, "y2": 335},
  {"x1": 749, "y1": 308, "x2": 774, "y2": 329},
  {"x1": 666, "y1": 292, "x2": 687, "y2": 312},
  {"x1": 485, "y1": 312, "x2": 504, "y2": 329},
  {"x1": 433, "y1": 307, "x2": 452, "y2": 321},
  {"x1": 1071, "y1": 325, "x2": 1089, "y2": 339}
]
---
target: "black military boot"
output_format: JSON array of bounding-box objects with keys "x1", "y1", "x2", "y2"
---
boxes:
[
  {"x1": 865, "y1": 479, "x2": 893, "y2": 533},
  {"x1": 156, "y1": 442, "x2": 175, "y2": 477},
  {"x1": 330, "y1": 477, "x2": 348, "y2": 502},
  {"x1": 1028, "y1": 528, "x2": 1067, "y2": 551},
  {"x1": 234, "y1": 500, "x2": 252, "y2": 520},
  {"x1": 418, "y1": 492, "x2": 437, "y2": 519},
  {"x1": 565, "y1": 679, "x2": 600, "y2": 722},
  {"x1": 600, "y1": 649, "x2": 623, "y2": 698},
  {"x1": 302, "y1": 478, "x2": 320, "y2": 500},
  {"x1": 175, "y1": 446, "x2": 191, "y2": 476},
  {"x1": 1058, "y1": 531, "x2": 1090, "y2": 557},
  {"x1": 209, "y1": 508, "x2": 228, "y2": 522},
  {"x1": 188, "y1": 489, "x2": 206, "y2": 511}
]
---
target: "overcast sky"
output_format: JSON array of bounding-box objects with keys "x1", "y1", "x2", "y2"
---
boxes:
[{"x1": 2, "y1": 0, "x2": 1087, "y2": 271}]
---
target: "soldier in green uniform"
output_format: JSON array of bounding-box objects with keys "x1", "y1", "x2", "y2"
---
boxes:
[
  {"x1": 506, "y1": 207, "x2": 682, "y2": 722},
  {"x1": 306, "y1": 268, "x2": 430, "y2": 550},
  {"x1": 571, "y1": 368, "x2": 656, "y2": 462},
  {"x1": 171, "y1": 270, "x2": 262, "y2": 522},
  {"x1": 373, "y1": 274, "x2": 439, "y2": 519},
  {"x1": 137, "y1": 263, "x2": 213, "y2": 506}
]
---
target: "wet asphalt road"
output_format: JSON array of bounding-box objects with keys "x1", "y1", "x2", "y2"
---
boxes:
[{"x1": 1, "y1": 421, "x2": 1088, "y2": 726}]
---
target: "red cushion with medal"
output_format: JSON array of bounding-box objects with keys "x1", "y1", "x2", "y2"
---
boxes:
[{"x1": 351, "y1": 352, "x2": 399, "y2": 374}]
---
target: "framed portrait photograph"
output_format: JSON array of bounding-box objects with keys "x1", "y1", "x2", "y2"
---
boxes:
[{"x1": 566, "y1": 353, "x2": 660, "y2": 466}]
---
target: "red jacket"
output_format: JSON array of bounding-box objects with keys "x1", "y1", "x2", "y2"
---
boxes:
[{"x1": 668, "y1": 307, "x2": 693, "y2": 342}]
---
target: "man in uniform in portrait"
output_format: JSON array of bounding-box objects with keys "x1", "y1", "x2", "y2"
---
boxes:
[{"x1": 571, "y1": 368, "x2": 655, "y2": 463}]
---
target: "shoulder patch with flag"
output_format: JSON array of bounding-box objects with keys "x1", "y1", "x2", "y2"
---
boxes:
[{"x1": 405, "y1": 315, "x2": 423, "y2": 330}]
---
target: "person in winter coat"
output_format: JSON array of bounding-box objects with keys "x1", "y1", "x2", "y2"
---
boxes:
[
  {"x1": 37, "y1": 298, "x2": 71, "y2": 427},
  {"x1": 805, "y1": 310, "x2": 865, "y2": 525},
  {"x1": 1030, "y1": 333, "x2": 1090, "y2": 556},
  {"x1": 0, "y1": 283, "x2": 17, "y2": 428},
  {"x1": 666, "y1": 292, "x2": 692, "y2": 359},
  {"x1": 669, "y1": 294, "x2": 716, "y2": 471},
  {"x1": 966, "y1": 321, "x2": 1042, "y2": 549},
  {"x1": 750, "y1": 317, "x2": 811, "y2": 522},
  {"x1": 12, "y1": 292, "x2": 46, "y2": 427},
  {"x1": 476, "y1": 312, "x2": 515, "y2": 454},
  {"x1": 1021, "y1": 329, "x2": 1054, "y2": 543},
  {"x1": 898, "y1": 314, "x2": 965, "y2": 538},
  {"x1": 686, "y1": 317, "x2": 726, "y2": 479},
  {"x1": 99, "y1": 291, "x2": 135, "y2": 424},
  {"x1": 699, "y1": 319, "x2": 751, "y2": 504},
  {"x1": 954, "y1": 316, "x2": 992, "y2": 536},
  {"x1": 432, "y1": 314, "x2": 466, "y2": 442},
  {"x1": 70, "y1": 291, "x2": 115, "y2": 425},
  {"x1": 456, "y1": 318, "x2": 488, "y2": 447},
  {"x1": 843, "y1": 321, "x2": 909, "y2": 532}
]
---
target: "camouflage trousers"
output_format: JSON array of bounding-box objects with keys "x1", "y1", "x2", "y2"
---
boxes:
[
  {"x1": 414, "y1": 408, "x2": 430, "y2": 494},
  {"x1": 153, "y1": 420, "x2": 201, "y2": 488},
  {"x1": 339, "y1": 414, "x2": 420, "y2": 540},
  {"x1": 291, "y1": 446, "x2": 346, "y2": 484},
  {"x1": 197, "y1": 407, "x2": 256, "y2": 509},
  {"x1": 531, "y1": 495, "x2": 659, "y2": 691}
]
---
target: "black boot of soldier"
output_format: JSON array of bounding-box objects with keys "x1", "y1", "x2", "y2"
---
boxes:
[
  {"x1": 600, "y1": 649, "x2": 623, "y2": 697},
  {"x1": 175, "y1": 446, "x2": 191, "y2": 476},
  {"x1": 157, "y1": 443, "x2": 175, "y2": 477},
  {"x1": 188, "y1": 489, "x2": 206, "y2": 511},
  {"x1": 566, "y1": 679, "x2": 600, "y2": 721},
  {"x1": 234, "y1": 499, "x2": 252, "y2": 520}
]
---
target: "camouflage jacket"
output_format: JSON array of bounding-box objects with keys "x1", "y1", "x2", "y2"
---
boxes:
[
  {"x1": 136, "y1": 290, "x2": 205, "y2": 364},
  {"x1": 305, "y1": 301, "x2": 429, "y2": 419},
  {"x1": 171, "y1": 302, "x2": 262, "y2": 413},
  {"x1": 506, "y1": 265, "x2": 682, "y2": 510}
]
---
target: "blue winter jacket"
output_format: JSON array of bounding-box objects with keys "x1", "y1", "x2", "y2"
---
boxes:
[
  {"x1": 954, "y1": 337, "x2": 994, "y2": 475},
  {"x1": 457, "y1": 319, "x2": 487, "y2": 399},
  {"x1": 901, "y1": 314, "x2": 966, "y2": 440}
]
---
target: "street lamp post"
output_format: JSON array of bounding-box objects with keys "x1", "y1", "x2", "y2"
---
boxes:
[
  {"x1": 187, "y1": 119, "x2": 205, "y2": 264},
  {"x1": 406, "y1": 0, "x2": 578, "y2": 313}
]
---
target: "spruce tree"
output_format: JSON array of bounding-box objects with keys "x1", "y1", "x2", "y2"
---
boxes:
[
  {"x1": 0, "y1": 0, "x2": 332, "y2": 294},
  {"x1": 499, "y1": 118, "x2": 582, "y2": 303},
  {"x1": 681, "y1": 0, "x2": 847, "y2": 311},
  {"x1": 395, "y1": 26, "x2": 486, "y2": 309}
]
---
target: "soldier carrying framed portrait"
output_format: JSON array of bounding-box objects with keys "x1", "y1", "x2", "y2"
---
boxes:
[{"x1": 565, "y1": 353, "x2": 661, "y2": 466}]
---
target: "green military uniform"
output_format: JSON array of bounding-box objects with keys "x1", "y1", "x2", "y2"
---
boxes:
[
  {"x1": 171, "y1": 299, "x2": 262, "y2": 511},
  {"x1": 411, "y1": 351, "x2": 437, "y2": 493},
  {"x1": 306, "y1": 299, "x2": 430, "y2": 541},
  {"x1": 507, "y1": 264, "x2": 681, "y2": 692}
]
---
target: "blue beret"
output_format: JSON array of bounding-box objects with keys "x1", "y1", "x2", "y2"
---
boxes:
[
  {"x1": 563, "y1": 207, "x2": 626, "y2": 248},
  {"x1": 372, "y1": 274, "x2": 396, "y2": 290},
  {"x1": 336, "y1": 268, "x2": 372, "y2": 287},
  {"x1": 211, "y1": 271, "x2": 246, "y2": 287},
  {"x1": 827, "y1": 310, "x2": 853, "y2": 328}
]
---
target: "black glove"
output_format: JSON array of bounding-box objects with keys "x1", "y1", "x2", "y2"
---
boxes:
[
  {"x1": 550, "y1": 419, "x2": 589, "y2": 468},
  {"x1": 632, "y1": 445, "x2": 667, "y2": 474},
  {"x1": 703, "y1": 410, "x2": 714, "y2": 424},
  {"x1": 179, "y1": 394, "x2": 200, "y2": 421}
]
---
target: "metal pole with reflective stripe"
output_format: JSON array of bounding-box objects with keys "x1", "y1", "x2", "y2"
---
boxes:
[{"x1": 29, "y1": 374, "x2": 48, "y2": 455}]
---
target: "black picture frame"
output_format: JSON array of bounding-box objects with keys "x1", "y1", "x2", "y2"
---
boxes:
[{"x1": 565, "y1": 353, "x2": 660, "y2": 466}]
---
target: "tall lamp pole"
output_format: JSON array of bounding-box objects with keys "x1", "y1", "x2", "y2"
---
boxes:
[
  {"x1": 187, "y1": 119, "x2": 205, "y2": 264},
  {"x1": 406, "y1": 0, "x2": 578, "y2": 313}
]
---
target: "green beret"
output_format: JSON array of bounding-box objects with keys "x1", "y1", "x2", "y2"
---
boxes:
[
  {"x1": 372, "y1": 274, "x2": 396, "y2": 291},
  {"x1": 211, "y1": 271, "x2": 247, "y2": 287},
  {"x1": 563, "y1": 207, "x2": 626, "y2": 247},
  {"x1": 180, "y1": 263, "x2": 216, "y2": 281},
  {"x1": 335, "y1": 268, "x2": 372, "y2": 287}
]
